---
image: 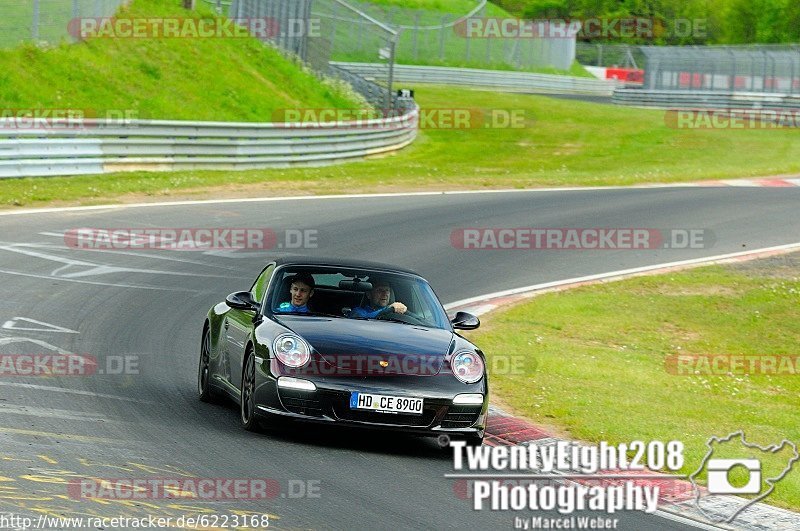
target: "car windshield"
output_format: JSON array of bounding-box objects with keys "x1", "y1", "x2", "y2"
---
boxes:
[{"x1": 266, "y1": 266, "x2": 451, "y2": 330}]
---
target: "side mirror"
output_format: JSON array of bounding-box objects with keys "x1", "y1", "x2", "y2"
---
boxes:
[
  {"x1": 451, "y1": 311, "x2": 480, "y2": 330},
  {"x1": 226, "y1": 291, "x2": 261, "y2": 312}
]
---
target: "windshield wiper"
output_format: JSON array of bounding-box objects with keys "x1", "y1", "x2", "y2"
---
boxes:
[{"x1": 377, "y1": 317, "x2": 416, "y2": 326}]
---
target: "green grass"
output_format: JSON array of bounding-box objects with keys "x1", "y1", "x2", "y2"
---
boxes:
[
  {"x1": 0, "y1": 0, "x2": 363, "y2": 121},
  {"x1": 2, "y1": 85, "x2": 799, "y2": 208},
  {"x1": 468, "y1": 255, "x2": 800, "y2": 510}
]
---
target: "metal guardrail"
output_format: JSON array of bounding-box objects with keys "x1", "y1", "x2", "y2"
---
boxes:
[
  {"x1": 612, "y1": 88, "x2": 800, "y2": 110},
  {"x1": 333, "y1": 62, "x2": 617, "y2": 96},
  {"x1": 0, "y1": 109, "x2": 419, "y2": 179}
]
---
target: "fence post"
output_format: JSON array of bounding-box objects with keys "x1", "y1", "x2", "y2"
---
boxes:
[
  {"x1": 32, "y1": 0, "x2": 40, "y2": 41},
  {"x1": 330, "y1": 1, "x2": 337, "y2": 56},
  {"x1": 412, "y1": 12, "x2": 420, "y2": 62},
  {"x1": 302, "y1": 0, "x2": 312, "y2": 61},
  {"x1": 264, "y1": 0, "x2": 274, "y2": 42},
  {"x1": 438, "y1": 16, "x2": 446, "y2": 61},
  {"x1": 386, "y1": 36, "x2": 396, "y2": 112}
]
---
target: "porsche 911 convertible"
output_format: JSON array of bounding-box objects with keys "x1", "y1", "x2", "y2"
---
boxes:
[{"x1": 198, "y1": 256, "x2": 487, "y2": 446}]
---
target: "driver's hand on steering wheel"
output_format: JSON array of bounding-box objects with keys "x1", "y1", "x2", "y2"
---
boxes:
[{"x1": 389, "y1": 302, "x2": 407, "y2": 314}]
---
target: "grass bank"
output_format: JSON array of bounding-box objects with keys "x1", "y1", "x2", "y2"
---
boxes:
[
  {"x1": 2, "y1": 85, "x2": 799, "y2": 208},
  {"x1": 469, "y1": 253, "x2": 800, "y2": 509},
  {"x1": 0, "y1": 0, "x2": 362, "y2": 121}
]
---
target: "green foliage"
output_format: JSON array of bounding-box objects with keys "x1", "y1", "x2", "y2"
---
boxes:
[{"x1": 491, "y1": 0, "x2": 800, "y2": 44}]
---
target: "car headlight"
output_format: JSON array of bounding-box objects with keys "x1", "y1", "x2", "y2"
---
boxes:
[
  {"x1": 273, "y1": 333, "x2": 310, "y2": 368},
  {"x1": 451, "y1": 349, "x2": 484, "y2": 384}
]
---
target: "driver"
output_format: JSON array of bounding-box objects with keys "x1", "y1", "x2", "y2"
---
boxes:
[{"x1": 349, "y1": 278, "x2": 407, "y2": 319}]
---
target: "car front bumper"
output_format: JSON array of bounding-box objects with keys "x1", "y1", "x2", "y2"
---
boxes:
[{"x1": 253, "y1": 369, "x2": 488, "y2": 437}]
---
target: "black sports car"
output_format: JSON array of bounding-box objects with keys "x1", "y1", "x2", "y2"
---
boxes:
[{"x1": 198, "y1": 256, "x2": 488, "y2": 445}]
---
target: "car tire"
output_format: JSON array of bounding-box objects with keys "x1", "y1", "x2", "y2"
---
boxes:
[
  {"x1": 240, "y1": 348, "x2": 261, "y2": 432},
  {"x1": 198, "y1": 327, "x2": 219, "y2": 403}
]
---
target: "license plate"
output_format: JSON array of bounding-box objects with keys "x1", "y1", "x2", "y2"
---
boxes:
[{"x1": 349, "y1": 392, "x2": 423, "y2": 415}]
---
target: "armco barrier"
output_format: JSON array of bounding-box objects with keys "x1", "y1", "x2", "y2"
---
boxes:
[
  {"x1": 0, "y1": 108, "x2": 419, "y2": 179},
  {"x1": 333, "y1": 62, "x2": 618, "y2": 96},
  {"x1": 612, "y1": 88, "x2": 800, "y2": 111}
]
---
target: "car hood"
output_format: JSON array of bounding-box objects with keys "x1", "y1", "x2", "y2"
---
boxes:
[{"x1": 274, "y1": 316, "x2": 453, "y2": 376}]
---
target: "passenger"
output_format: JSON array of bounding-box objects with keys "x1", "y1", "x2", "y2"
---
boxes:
[
  {"x1": 275, "y1": 273, "x2": 315, "y2": 314},
  {"x1": 349, "y1": 278, "x2": 407, "y2": 318}
]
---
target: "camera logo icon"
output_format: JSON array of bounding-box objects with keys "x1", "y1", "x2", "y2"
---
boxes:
[
  {"x1": 689, "y1": 431, "x2": 799, "y2": 523},
  {"x1": 706, "y1": 459, "x2": 761, "y2": 494}
]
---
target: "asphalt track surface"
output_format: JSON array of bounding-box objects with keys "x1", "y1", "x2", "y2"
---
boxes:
[{"x1": 0, "y1": 186, "x2": 798, "y2": 530}]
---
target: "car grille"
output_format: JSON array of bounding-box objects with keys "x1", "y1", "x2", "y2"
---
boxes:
[
  {"x1": 334, "y1": 406, "x2": 435, "y2": 427},
  {"x1": 439, "y1": 406, "x2": 481, "y2": 428},
  {"x1": 278, "y1": 389, "x2": 323, "y2": 417}
]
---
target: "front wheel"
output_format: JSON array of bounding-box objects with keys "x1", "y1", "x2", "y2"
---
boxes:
[
  {"x1": 240, "y1": 349, "x2": 260, "y2": 432},
  {"x1": 198, "y1": 327, "x2": 218, "y2": 403}
]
